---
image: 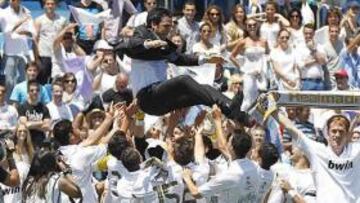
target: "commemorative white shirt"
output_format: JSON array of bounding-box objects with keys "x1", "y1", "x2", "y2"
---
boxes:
[
  {"x1": 59, "y1": 144, "x2": 107, "y2": 203},
  {"x1": 294, "y1": 135, "x2": 360, "y2": 203},
  {"x1": 198, "y1": 158, "x2": 259, "y2": 203}
]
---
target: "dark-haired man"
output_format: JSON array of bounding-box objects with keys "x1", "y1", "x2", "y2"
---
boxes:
[
  {"x1": 295, "y1": 23, "x2": 327, "y2": 91},
  {"x1": 182, "y1": 131, "x2": 258, "y2": 202},
  {"x1": 18, "y1": 80, "x2": 51, "y2": 149},
  {"x1": 52, "y1": 113, "x2": 116, "y2": 203},
  {"x1": 122, "y1": 7, "x2": 251, "y2": 127},
  {"x1": 177, "y1": 0, "x2": 199, "y2": 53}
]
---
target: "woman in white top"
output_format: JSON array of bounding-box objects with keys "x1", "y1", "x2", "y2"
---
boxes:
[
  {"x1": 288, "y1": 8, "x2": 305, "y2": 48},
  {"x1": 270, "y1": 29, "x2": 300, "y2": 91},
  {"x1": 230, "y1": 18, "x2": 269, "y2": 111},
  {"x1": 0, "y1": 124, "x2": 33, "y2": 203},
  {"x1": 260, "y1": 1, "x2": 290, "y2": 49},
  {"x1": 201, "y1": 5, "x2": 226, "y2": 47},
  {"x1": 192, "y1": 22, "x2": 221, "y2": 56},
  {"x1": 62, "y1": 72, "x2": 85, "y2": 111}
]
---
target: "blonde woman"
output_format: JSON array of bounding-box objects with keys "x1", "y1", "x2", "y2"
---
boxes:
[
  {"x1": 201, "y1": 5, "x2": 226, "y2": 46},
  {"x1": 0, "y1": 124, "x2": 34, "y2": 202}
]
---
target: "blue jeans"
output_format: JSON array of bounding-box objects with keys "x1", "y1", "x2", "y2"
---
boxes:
[
  {"x1": 301, "y1": 78, "x2": 325, "y2": 90},
  {"x1": 1, "y1": 55, "x2": 28, "y2": 100}
]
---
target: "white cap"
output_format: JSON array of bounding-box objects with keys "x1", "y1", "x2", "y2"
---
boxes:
[{"x1": 93, "y1": 39, "x2": 113, "y2": 50}]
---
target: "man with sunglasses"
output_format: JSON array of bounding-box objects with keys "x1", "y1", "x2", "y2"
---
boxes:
[{"x1": 17, "y1": 80, "x2": 51, "y2": 149}]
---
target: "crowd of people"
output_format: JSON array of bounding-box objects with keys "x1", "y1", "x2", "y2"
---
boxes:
[{"x1": 0, "y1": 0, "x2": 358, "y2": 202}]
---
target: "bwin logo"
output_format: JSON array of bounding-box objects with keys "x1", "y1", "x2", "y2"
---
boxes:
[{"x1": 328, "y1": 160, "x2": 353, "y2": 170}]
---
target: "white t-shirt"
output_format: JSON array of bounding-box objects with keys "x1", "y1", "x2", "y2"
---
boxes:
[
  {"x1": 59, "y1": 144, "x2": 107, "y2": 203},
  {"x1": 269, "y1": 163, "x2": 316, "y2": 203},
  {"x1": 256, "y1": 167, "x2": 275, "y2": 203},
  {"x1": 52, "y1": 45, "x2": 78, "y2": 78},
  {"x1": 0, "y1": 160, "x2": 29, "y2": 203},
  {"x1": 47, "y1": 102, "x2": 74, "y2": 124},
  {"x1": 0, "y1": 103, "x2": 18, "y2": 130},
  {"x1": 295, "y1": 43, "x2": 327, "y2": 79},
  {"x1": 260, "y1": 22, "x2": 280, "y2": 49},
  {"x1": 126, "y1": 11, "x2": 148, "y2": 27},
  {"x1": 270, "y1": 46, "x2": 300, "y2": 90},
  {"x1": 104, "y1": 156, "x2": 127, "y2": 203},
  {"x1": 198, "y1": 158, "x2": 259, "y2": 202},
  {"x1": 294, "y1": 135, "x2": 360, "y2": 203},
  {"x1": 36, "y1": 14, "x2": 67, "y2": 57}
]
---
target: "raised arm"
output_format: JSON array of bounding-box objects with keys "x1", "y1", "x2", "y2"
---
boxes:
[
  {"x1": 53, "y1": 23, "x2": 77, "y2": 51},
  {"x1": 230, "y1": 39, "x2": 245, "y2": 68}
]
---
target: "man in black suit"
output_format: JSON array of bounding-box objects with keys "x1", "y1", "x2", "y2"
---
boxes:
[{"x1": 119, "y1": 7, "x2": 251, "y2": 126}]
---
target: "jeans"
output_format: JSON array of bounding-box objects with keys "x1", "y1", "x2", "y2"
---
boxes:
[
  {"x1": 136, "y1": 75, "x2": 233, "y2": 117},
  {"x1": 1, "y1": 55, "x2": 27, "y2": 100},
  {"x1": 301, "y1": 78, "x2": 325, "y2": 90}
]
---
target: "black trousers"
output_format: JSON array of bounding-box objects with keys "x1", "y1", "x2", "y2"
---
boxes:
[
  {"x1": 38, "y1": 56, "x2": 52, "y2": 85},
  {"x1": 137, "y1": 75, "x2": 232, "y2": 117}
]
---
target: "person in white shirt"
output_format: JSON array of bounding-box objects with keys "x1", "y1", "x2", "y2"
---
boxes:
[
  {"x1": 264, "y1": 94, "x2": 360, "y2": 203},
  {"x1": 122, "y1": 0, "x2": 157, "y2": 37},
  {"x1": 0, "y1": 0, "x2": 36, "y2": 100},
  {"x1": 182, "y1": 130, "x2": 259, "y2": 202},
  {"x1": 102, "y1": 132, "x2": 131, "y2": 203},
  {"x1": 270, "y1": 28, "x2": 300, "y2": 91},
  {"x1": 46, "y1": 81, "x2": 74, "y2": 124},
  {"x1": 0, "y1": 77, "x2": 18, "y2": 131},
  {"x1": 52, "y1": 112, "x2": 116, "y2": 203},
  {"x1": 177, "y1": 1, "x2": 199, "y2": 54},
  {"x1": 34, "y1": 0, "x2": 67, "y2": 84},
  {"x1": 295, "y1": 23, "x2": 327, "y2": 90},
  {"x1": 267, "y1": 146, "x2": 316, "y2": 203},
  {"x1": 52, "y1": 23, "x2": 86, "y2": 78}
]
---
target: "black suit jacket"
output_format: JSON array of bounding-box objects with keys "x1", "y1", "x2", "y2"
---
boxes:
[{"x1": 120, "y1": 25, "x2": 199, "y2": 66}]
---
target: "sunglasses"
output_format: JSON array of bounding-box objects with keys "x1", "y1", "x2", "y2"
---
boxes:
[
  {"x1": 65, "y1": 79, "x2": 76, "y2": 83},
  {"x1": 146, "y1": 2, "x2": 156, "y2": 5},
  {"x1": 210, "y1": 12, "x2": 220, "y2": 16},
  {"x1": 280, "y1": 36, "x2": 290, "y2": 40},
  {"x1": 291, "y1": 14, "x2": 299, "y2": 18},
  {"x1": 201, "y1": 29, "x2": 212, "y2": 33},
  {"x1": 247, "y1": 23, "x2": 257, "y2": 27}
]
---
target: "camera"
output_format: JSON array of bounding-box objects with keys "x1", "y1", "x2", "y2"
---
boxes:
[{"x1": 0, "y1": 130, "x2": 14, "y2": 162}]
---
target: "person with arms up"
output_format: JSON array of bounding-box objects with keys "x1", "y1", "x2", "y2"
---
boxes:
[
  {"x1": 259, "y1": 92, "x2": 360, "y2": 203},
  {"x1": 120, "y1": 7, "x2": 253, "y2": 127}
]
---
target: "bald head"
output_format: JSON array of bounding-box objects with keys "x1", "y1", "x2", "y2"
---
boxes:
[{"x1": 115, "y1": 73, "x2": 129, "y2": 91}]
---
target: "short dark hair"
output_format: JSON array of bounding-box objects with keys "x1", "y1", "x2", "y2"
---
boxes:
[
  {"x1": 108, "y1": 131, "x2": 130, "y2": 160},
  {"x1": 52, "y1": 80, "x2": 64, "y2": 89},
  {"x1": 53, "y1": 120, "x2": 72, "y2": 146},
  {"x1": 173, "y1": 136, "x2": 194, "y2": 166},
  {"x1": 183, "y1": 0, "x2": 196, "y2": 9},
  {"x1": 231, "y1": 130, "x2": 252, "y2": 159},
  {"x1": 147, "y1": 7, "x2": 172, "y2": 27},
  {"x1": 121, "y1": 148, "x2": 142, "y2": 172},
  {"x1": 25, "y1": 61, "x2": 39, "y2": 71},
  {"x1": 258, "y1": 143, "x2": 279, "y2": 170},
  {"x1": 27, "y1": 80, "x2": 40, "y2": 92}
]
